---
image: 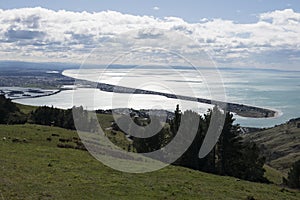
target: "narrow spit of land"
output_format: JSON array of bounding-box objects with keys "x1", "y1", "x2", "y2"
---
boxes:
[
  {"x1": 92, "y1": 81, "x2": 277, "y2": 118},
  {"x1": 2, "y1": 73, "x2": 277, "y2": 118}
]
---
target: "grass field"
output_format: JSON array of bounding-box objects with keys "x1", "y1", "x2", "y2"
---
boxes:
[
  {"x1": 1, "y1": 103, "x2": 299, "y2": 199},
  {"x1": 1, "y1": 124, "x2": 300, "y2": 200}
]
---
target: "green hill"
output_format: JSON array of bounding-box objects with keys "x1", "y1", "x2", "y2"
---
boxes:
[
  {"x1": 1, "y1": 124, "x2": 299, "y2": 200},
  {"x1": 243, "y1": 118, "x2": 300, "y2": 175}
]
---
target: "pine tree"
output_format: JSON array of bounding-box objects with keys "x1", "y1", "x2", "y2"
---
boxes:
[
  {"x1": 171, "y1": 104, "x2": 181, "y2": 134},
  {"x1": 215, "y1": 112, "x2": 242, "y2": 175},
  {"x1": 173, "y1": 109, "x2": 203, "y2": 170}
]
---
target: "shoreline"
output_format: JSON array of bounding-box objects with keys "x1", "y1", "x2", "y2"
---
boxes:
[
  {"x1": 4, "y1": 82, "x2": 278, "y2": 119},
  {"x1": 60, "y1": 70, "x2": 278, "y2": 119},
  {"x1": 89, "y1": 81, "x2": 278, "y2": 119},
  {"x1": 0, "y1": 87, "x2": 62, "y2": 100},
  {"x1": 12, "y1": 90, "x2": 62, "y2": 100}
]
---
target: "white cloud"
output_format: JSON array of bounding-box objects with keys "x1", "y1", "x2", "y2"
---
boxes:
[
  {"x1": 153, "y1": 6, "x2": 160, "y2": 11},
  {"x1": 0, "y1": 7, "x2": 299, "y2": 70}
]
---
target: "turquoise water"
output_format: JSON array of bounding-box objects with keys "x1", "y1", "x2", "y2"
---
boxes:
[
  {"x1": 221, "y1": 69, "x2": 300, "y2": 127},
  {"x1": 14, "y1": 67, "x2": 300, "y2": 128}
]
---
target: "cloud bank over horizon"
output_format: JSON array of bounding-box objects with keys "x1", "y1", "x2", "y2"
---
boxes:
[{"x1": 0, "y1": 7, "x2": 299, "y2": 70}]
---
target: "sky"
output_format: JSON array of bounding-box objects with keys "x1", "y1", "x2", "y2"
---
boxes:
[
  {"x1": 1, "y1": 0, "x2": 299, "y2": 23},
  {"x1": 0, "y1": 0, "x2": 299, "y2": 70}
]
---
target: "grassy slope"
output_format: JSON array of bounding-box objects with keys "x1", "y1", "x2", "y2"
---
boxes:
[
  {"x1": 263, "y1": 165, "x2": 285, "y2": 185},
  {"x1": 0, "y1": 124, "x2": 299, "y2": 200},
  {"x1": 243, "y1": 118, "x2": 300, "y2": 175},
  {"x1": 16, "y1": 103, "x2": 132, "y2": 151}
]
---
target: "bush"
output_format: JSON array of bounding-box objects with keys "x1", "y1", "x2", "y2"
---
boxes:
[{"x1": 57, "y1": 143, "x2": 75, "y2": 149}]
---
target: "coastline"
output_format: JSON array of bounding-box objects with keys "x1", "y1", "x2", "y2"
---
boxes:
[
  {"x1": 90, "y1": 81, "x2": 278, "y2": 119},
  {"x1": 3, "y1": 80, "x2": 278, "y2": 119},
  {"x1": 0, "y1": 87, "x2": 62, "y2": 100},
  {"x1": 1, "y1": 68, "x2": 280, "y2": 120},
  {"x1": 12, "y1": 90, "x2": 62, "y2": 100},
  {"x1": 61, "y1": 70, "x2": 278, "y2": 119}
]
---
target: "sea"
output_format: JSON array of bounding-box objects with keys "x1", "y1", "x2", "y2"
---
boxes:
[{"x1": 14, "y1": 66, "x2": 300, "y2": 128}]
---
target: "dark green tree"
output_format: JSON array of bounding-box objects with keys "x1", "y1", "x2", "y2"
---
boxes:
[
  {"x1": 133, "y1": 116, "x2": 172, "y2": 153},
  {"x1": 0, "y1": 95, "x2": 27, "y2": 124},
  {"x1": 284, "y1": 160, "x2": 300, "y2": 189},
  {"x1": 170, "y1": 104, "x2": 181, "y2": 134},
  {"x1": 172, "y1": 110, "x2": 203, "y2": 170}
]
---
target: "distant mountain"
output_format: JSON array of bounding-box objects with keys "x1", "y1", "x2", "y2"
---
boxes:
[
  {"x1": 0, "y1": 60, "x2": 80, "y2": 72},
  {"x1": 243, "y1": 118, "x2": 300, "y2": 174}
]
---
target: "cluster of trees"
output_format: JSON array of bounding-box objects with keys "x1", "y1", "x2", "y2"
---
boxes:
[
  {"x1": 0, "y1": 95, "x2": 97, "y2": 131},
  {"x1": 131, "y1": 117, "x2": 173, "y2": 153},
  {"x1": 284, "y1": 160, "x2": 300, "y2": 189},
  {"x1": 131, "y1": 105, "x2": 267, "y2": 183},
  {"x1": 29, "y1": 106, "x2": 75, "y2": 129},
  {"x1": 175, "y1": 106, "x2": 267, "y2": 182},
  {"x1": 0, "y1": 94, "x2": 27, "y2": 124},
  {"x1": 29, "y1": 106, "x2": 98, "y2": 132}
]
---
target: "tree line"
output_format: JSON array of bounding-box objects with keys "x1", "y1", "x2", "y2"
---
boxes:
[
  {"x1": 29, "y1": 105, "x2": 98, "y2": 132},
  {"x1": 0, "y1": 95, "x2": 96, "y2": 131}
]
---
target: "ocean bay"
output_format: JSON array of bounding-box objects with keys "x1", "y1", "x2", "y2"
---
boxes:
[{"x1": 14, "y1": 67, "x2": 300, "y2": 127}]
